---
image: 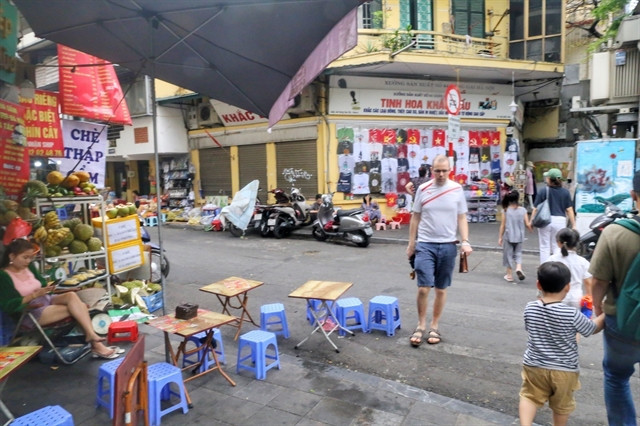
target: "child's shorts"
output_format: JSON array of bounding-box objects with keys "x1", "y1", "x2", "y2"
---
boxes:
[{"x1": 519, "y1": 365, "x2": 581, "y2": 415}]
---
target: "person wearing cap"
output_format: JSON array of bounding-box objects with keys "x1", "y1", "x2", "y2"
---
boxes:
[
  {"x1": 589, "y1": 170, "x2": 640, "y2": 425},
  {"x1": 531, "y1": 168, "x2": 576, "y2": 263}
]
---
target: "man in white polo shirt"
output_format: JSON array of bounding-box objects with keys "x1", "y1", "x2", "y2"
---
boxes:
[{"x1": 406, "y1": 155, "x2": 472, "y2": 346}]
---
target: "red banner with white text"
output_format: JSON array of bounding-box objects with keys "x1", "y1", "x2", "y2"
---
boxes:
[
  {"x1": 58, "y1": 45, "x2": 132, "y2": 125},
  {"x1": 20, "y1": 90, "x2": 64, "y2": 157},
  {"x1": 0, "y1": 99, "x2": 29, "y2": 199}
]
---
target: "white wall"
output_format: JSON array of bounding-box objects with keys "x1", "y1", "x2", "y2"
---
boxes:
[{"x1": 108, "y1": 105, "x2": 188, "y2": 158}]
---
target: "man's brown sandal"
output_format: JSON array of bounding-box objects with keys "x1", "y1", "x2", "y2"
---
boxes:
[{"x1": 410, "y1": 328, "x2": 425, "y2": 347}]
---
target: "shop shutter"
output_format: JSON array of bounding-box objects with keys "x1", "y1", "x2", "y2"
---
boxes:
[
  {"x1": 199, "y1": 147, "x2": 232, "y2": 197},
  {"x1": 238, "y1": 144, "x2": 268, "y2": 203},
  {"x1": 275, "y1": 140, "x2": 318, "y2": 201}
]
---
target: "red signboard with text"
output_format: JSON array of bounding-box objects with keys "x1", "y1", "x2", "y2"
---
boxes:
[
  {"x1": 20, "y1": 90, "x2": 64, "y2": 157},
  {"x1": 0, "y1": 99, "x2": 29, "y2": 199},
  {"x1": 58, "y1": 44, "x2": 132, "y2": 125}
]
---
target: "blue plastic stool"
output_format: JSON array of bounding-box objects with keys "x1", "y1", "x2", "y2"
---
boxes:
[
  {"x1": 145, "y1": 216, "x2": 159, "y2": 227},
  {"x1": 12, "y1": 405, "x2": 74, "y2": 426},
  {"x1": 306, "y1": 299, "x2": 334, "y2": 325},
  {"x1": 182, "y1": 328, "x2": 225, "y2": 372},
  {"x1": 95, "y1": 357, "x2": 125, "y2": 419},
  {"x1": 260, "y1": 303, "x2": 290, "y2": 338},
  {"x1": 335, "y1": 297, "x2": 368, "y2": 336},
  {"x1": 236, "y1": 330, "x2": 281, "y2": 380},
  {"x1": 367, "y1": 295, "x2": 402, "y2": 336},
  {"x1": 147, "y1": 362, "x2": 189, "y2": 425}
]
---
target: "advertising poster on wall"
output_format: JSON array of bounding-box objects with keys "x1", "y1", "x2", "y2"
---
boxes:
[
  {"x1": 574, "y1": 139, "x2": 637, "y2": 213},
  {"x1": 20, "y1": 90, "x2": 64, "y2": 157},
  {"x1": 0, "y1": 99, "x2": 29, "y2": 199},
  {"x1": 60, "y1": 120, "x2": 107, "y2": 188}
]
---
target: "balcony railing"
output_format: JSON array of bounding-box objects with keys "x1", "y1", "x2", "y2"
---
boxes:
[{"x1": 352, "y1": 29, "x2": 508, "y2": 60}]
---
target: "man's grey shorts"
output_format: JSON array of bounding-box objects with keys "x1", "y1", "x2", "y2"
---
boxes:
[{"x1": 415, "y1": 242, "x2": 457, "y2": 289}]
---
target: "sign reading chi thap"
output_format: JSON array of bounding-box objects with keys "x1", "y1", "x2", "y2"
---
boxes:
[
  {"x1": 328, "y1": 76, "x2": 513, "y2": 120},
  {"x1": 60, "y1": 120, "x2": 107, "y2": 187}
]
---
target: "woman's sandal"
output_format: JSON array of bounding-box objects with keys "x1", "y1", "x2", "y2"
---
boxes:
[
  {"x1": 410, "y1": 328, "x2": 426, "y2": 347},
  {"x1": 427, "y1": 329, "x2": 441, "y2": 345},
  {"x1": 91, "y1": 346, "x2": 124, "y2": 359}
]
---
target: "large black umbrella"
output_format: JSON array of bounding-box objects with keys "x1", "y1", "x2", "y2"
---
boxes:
[
  {"x1": 15, "y1": 0, "x2": 363, "y2": 125},
  {"x1": 15, "y1": 0, "x2": 363, "y2": 317}
]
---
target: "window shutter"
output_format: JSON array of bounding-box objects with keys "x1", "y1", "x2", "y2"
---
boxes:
[{"x1": 399, "y1": 0, "x2": 411, "y2": 28}]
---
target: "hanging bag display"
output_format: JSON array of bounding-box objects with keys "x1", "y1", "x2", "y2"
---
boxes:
[{"x1": 531, "y1": 187, "x2": 551, "y2": 228}]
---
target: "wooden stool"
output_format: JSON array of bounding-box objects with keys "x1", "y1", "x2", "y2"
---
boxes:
[{"x1": 107, "y1": 320, "x2": 138, "y2": 344}]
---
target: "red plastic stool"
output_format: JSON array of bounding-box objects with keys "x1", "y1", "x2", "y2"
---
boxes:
[{"x1": 107, "y1": 320, "x2": 138, "y2": 344}]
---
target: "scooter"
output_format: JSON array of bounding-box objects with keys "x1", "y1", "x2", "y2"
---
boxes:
[
  {"x1": 140, "y1": 226, "x2": 170, "y2": 283},
  {"x1": 263, "y1": 188, "x2": 312, "y2": 239},
  {"x1": 311, "y1": 193, "x2": 373, "y2": 247},
  {"x1": 578, "y1": 199, "x2": 636, "y2": 260}
]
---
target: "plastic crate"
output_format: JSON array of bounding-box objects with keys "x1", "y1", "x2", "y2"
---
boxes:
[{"x1": 141, "y1": 291, "x2": 163, "y2": 312}]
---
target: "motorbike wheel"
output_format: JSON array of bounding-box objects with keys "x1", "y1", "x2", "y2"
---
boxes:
[
  {"x1": 228, "y1": 223, "x2": 244, "y2": 237},
  {"x1": 578, "y1": 235, "x2": 597, "y2": 261},
  {"x1": 273, "y1": 215, "x2": 292, "y2": 239},
  {"x1": 355, "y1": 231, "x2": 370, "y2": 248},
  {"x1": 312, "y1": 225, "x2": 328, "y2": 241},
  {"x1": 150, "y1": 250, "x2": 170, "y2": 283},
  {"x1": 259, "y1": 218, "x2": 272, "y2": 237}
]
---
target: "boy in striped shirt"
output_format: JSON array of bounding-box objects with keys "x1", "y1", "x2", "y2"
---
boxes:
[{"x1": 519, "y1": 262, "x2": 605, "y2": 426}]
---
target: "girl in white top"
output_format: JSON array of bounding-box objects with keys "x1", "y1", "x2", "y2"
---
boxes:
[{"x1": 547, "y1": 228, "x2": 592, "y2": 309}]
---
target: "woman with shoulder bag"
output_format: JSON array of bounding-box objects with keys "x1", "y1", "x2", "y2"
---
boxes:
[{"x1": 530, "y1": 168, "x2": 576, "y2": 263}]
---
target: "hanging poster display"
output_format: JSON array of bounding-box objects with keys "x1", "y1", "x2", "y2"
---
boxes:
[
  {"x1": 57, "y1": 44, "x2": 132, "y2": 125},
  {"x1": 60, "y1": 120, "x2": 107, "y2": 187},
  {"x1": 20, "y1": 90, "x2": 64, "y2": 157},
  {"x1": 574, "y1": 139, "x2": 637, "y2": 213},
  {"x1": 0, "y1": 99, "x2": 29, "y2": 199}
]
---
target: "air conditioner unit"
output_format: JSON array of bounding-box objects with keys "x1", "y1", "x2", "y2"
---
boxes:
[
  {"x1": 288, "y1": 86, "x2": 315, "y2": 114},
  {"x1": 197, "y1": 102, "x2": 220, "y2": 127},
  {"x1": 187, "y1": 106, "x2": 199, "y2": 130}
]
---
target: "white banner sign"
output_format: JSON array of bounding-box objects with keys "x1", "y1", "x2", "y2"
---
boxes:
[
  {"x1": 328, "y1": 76, "x2": 512, "y2": 120},
  {"x1": 60, "y1": 120, "x2": 107, "y2": 187},
  {"x1": 210, "y1": 99, "x2": 270, "y2": 126}
]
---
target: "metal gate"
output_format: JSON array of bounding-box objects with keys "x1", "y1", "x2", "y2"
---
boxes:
[
  {"x1": 275, "y1": 140, "x2": 318, "y2": 201},
  {"x1": 238, "y1": 144, "x2": 268, "y2": 202},
  {"x1": 199, "y1": 147, "x2": 232, "y2": 197}
]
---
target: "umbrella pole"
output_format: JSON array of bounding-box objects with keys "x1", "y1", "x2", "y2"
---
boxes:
[{"x1": 148, "y1": 68, "x2": 170, "y2": 364}]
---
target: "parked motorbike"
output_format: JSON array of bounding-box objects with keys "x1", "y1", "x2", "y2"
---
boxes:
[
  {"x1": 263, "y1": 188, "x2": 312, "y2": 239},
  {"x1": 140, "y1": 225, "x2": 170, "y2": 283},
  {"x1": 578, "y1": 199, "x2": 636, "y2": 260},
  {"x1": 311, "y1": 193, "x2": 373, "y2": 247}
]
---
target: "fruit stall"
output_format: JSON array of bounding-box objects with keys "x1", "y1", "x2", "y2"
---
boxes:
[{"x1": 1, "y1": 170, "x2": 162, "y2": 315}]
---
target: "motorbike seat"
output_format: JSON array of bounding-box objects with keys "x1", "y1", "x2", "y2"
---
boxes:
[{"x1": 336, "y1": 208, "x2": 363, "y2": 217}]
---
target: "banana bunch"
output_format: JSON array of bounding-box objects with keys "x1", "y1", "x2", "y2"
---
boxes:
[
  {"x1": 45, "y1": 227, "x2": 71, "y2": 247},
  {"x1": 34, "y1": 226, "x2": 48, "y2": 243},
  {"x1": 44, "y1": 211, "x2": 61, "y2": 230}
]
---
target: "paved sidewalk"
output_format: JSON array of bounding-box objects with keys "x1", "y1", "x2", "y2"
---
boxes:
[{"x1": 4, "y1": 328, "x2": 524, "y2": 425}]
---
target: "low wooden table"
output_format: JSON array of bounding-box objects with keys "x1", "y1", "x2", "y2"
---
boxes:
[
  {"x1": 146, "y1": 309, "x2": 238, "y2": 406},
  {"x1": 199, "y1": 276, "x2": 264, "y2": 340},
  {"x1": 288, "y1": 280, "x2": 354, "y2": 353},
  {"x1": 0, "y1": 346, "x2": 42, "y2": 422}
]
